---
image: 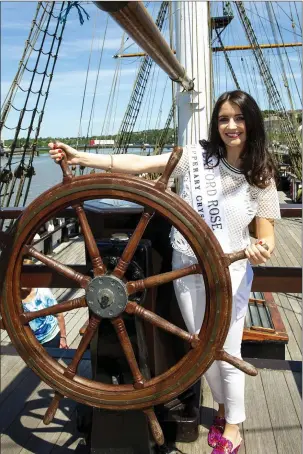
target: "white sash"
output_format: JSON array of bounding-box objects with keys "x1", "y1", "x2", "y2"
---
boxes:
[{"x1": 188, "y1": 144, "x2": 232, "y2": 254}]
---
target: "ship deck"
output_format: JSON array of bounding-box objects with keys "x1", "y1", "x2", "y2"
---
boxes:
[{"x1": 1, "y1": 194, "x2": 301, "y2": 453}]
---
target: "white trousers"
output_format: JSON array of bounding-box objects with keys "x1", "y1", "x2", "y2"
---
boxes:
[{"x1": 172, "y1": 250, "x2": 253, "y2": 424}]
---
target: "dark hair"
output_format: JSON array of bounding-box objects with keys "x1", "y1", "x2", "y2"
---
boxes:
[{"x1": 200, "y1": 90, "x2": 277, "y2": 188}]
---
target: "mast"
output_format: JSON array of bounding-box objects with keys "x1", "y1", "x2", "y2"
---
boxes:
[
  {"x1": 174, "y1": 2, "x2": 211, "y2": 146},
  {"x1": 93, "y1": 1, "x2": 194, "y2": 91}
]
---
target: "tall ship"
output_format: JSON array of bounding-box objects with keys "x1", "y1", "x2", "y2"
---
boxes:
[{"x1": 0, "y1": 2, "x2": 301, "y2": 453}]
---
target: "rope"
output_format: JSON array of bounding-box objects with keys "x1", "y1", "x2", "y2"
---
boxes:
[
  {"x1": 76, "y1": 11, "x2": 98, "y2": 150},
  {"x1": 244, "y1": 6, "x2": 302, "y2": 38},
  {"x1": 58, "y1": 1, "x2": 90, "y2": 25},
  {"x1": 98, "y1": 32, "x2": 127, "y2": 142},
  {"x1": 0, "y1": 1, "x2": 68, "y2": 214},
  {"x1": 81, "y1": 15, "x2": 109, "y2": 167},
  {"x1": 270, "y1": 4, "x2": 302, "y2": 106}
]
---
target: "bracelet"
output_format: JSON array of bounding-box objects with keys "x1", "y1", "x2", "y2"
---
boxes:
[
  {"x1": 60, "y1": 336, "x2": 66, "y2": 339},
  {"x1": 107, "y1": 154, "x2": 113, "y2": 173}
]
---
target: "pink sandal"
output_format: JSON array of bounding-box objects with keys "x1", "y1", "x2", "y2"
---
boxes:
[
  {"x1": 208, "y1": 416, "x2": 226, "y2": 447},
  {"x1": 211, "y1": 435, "x2": 241, "y2": 453}
]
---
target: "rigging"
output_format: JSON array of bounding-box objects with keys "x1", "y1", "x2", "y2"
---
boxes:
[{"x1": 235, "y1": 1, "x2": 302, "y2": 179}]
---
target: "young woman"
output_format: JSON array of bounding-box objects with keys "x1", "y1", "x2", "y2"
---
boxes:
[
  {"x1": 49, "y1": 90, "x2": 280, "y2": 453},
  {"x1": 22, "y1": 260, "x2": 68, "y2": 349}
]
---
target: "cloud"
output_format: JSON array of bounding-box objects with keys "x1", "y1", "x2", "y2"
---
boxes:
[
  {"x1": 49, "y1": 67, "x2": 137, "y2": 90},
  {"x1": 1, "y1": 21, "x2": 32, "y2": 30},
  {"x1": 59, "y1": 38, "x2": 128, "y2": 57},
  {"x1": 1, "y1": 67, "x2": 137, "y2": 101},
  {"x1": 1, "y1": 44, "x2": 28, "y2": 60}
]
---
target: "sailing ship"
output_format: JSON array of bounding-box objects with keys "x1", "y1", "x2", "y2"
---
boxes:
[
  {"x1": 0, "y1": 1, "x2": 302, "y2": 210},
  {"x1": 0, "y1": 2, "x2": 301, "y2": 453}
]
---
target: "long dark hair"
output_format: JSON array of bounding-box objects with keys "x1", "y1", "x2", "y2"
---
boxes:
[{"x1": 200, "y1": 90, "x2": 277, "y2": 188}]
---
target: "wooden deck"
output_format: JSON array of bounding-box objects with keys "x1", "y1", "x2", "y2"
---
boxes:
[{"x1": 1, "y1": 203, "x2": 301, "y2": 453}]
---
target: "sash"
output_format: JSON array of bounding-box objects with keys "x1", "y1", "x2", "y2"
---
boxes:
[{"x1": 188, "y1": 144, "x2": 232, "y2": 253}]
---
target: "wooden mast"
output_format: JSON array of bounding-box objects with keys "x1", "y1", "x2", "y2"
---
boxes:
[{"x1": 93, "y1": 1, "x2": 194, "y2": 91}]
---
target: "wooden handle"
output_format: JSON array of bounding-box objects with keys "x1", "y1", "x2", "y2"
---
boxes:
[
  {"x1": 53, "y1": 143, "x2": 73, "y2": 183},
  {"x1": 216, "y1": 350, "x2": 258, "y2": 376},
  {"x1": 225, "y1": 242, "x2": 269, "y2": 266},
  {"x1": 143, "y1": 408, "x2": 165, "y2": 446},
  {"x1": 154, "y1": 146, "x2": 183, "y2": 191},
  {"x1": 43, "y1": 391, "x2": 63, "y2": 425}
]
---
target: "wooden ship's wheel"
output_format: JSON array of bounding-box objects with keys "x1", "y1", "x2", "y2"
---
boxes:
[{"x1": 1, "y1": 148, "x2": 257, "y2": 446}]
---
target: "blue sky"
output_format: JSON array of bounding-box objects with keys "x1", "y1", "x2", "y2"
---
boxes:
[{"x1": 1, "y1": 1, "x2": 302, "y2": 140}]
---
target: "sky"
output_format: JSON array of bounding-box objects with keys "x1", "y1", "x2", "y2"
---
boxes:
[{"x1": 1, "y1": 1, "x2": 302, "y2": 140}]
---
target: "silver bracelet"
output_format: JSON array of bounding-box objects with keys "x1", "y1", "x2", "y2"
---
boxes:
[{"x1": 107, "y1": 154, "x2": 113, "y2": 172}]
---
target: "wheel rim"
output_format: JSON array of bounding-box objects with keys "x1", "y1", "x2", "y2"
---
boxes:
[{"x1": 2, "y1": 173, "x2": 232, "y2": 410}]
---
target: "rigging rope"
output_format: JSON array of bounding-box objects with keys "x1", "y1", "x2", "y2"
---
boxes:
[
  {"x1": 289, "y1": 3, "x2": 302, "y2": 71},
  {"x1": 99, "y1": 36, "x2": 125, "y2": 141},
  {"x1": 244, "y1": 6, "x2": 302, "y2": 38},
  {"x1": 114, "y1": 1, "x2": 169, "y2": 154},
  {"x1": 76, "y1": 11, "x2": 98, "y2": 152},
  {"x1": 58, "y1": 1, "x2": 90, "y2": 25},
  {"x1": 80, "y1": 15, "x2": 109, "y2": 176},
  {"x1": 215, "y1": 29, "x2": 240, "y2": 89},
  {"x1": 1, "y1": 3, "x2": 46, "y2": 130},
  {"x1": 270, "y1": 4, "x2": 302, "y2": 106},
  {"x1": 234, "y1": 1, "x2": 302, "y2": 179},
  {"x1": 0, "y1": 2, "x2": 69, "y2": 222}
]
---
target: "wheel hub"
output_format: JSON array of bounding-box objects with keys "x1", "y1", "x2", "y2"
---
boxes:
[{"x1": 86, "y1": 275, "x2": 128, "y2": 318}]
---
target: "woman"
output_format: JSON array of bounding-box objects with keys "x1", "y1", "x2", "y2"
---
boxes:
[
  {"x1": 49, "y1": 90, "x2": 280, "y2": 453},
  {"x1": 22, "y1": 260, "x2": 68, "y2": 349}
]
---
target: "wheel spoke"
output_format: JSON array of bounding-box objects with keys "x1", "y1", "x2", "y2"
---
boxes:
[
  {"x1": 43, "y1": 315, "x2": 101, "y2": 425},
  {"x1": 126, "y1": 264, "x2": 201, "y2": 295},
  {"x1": 73, "y1": 204, "x2": 106, "y2": 276},
  {"x1": 44, "y1": 391, "x2": 62, "y2": 425},
  {"x1": 20, "y1": 296, "x2": 87, "y2": 324},
  {"x1": 225, "y1": 243, "x2": 269, "y2": 266},
  {"x1": 57, "y1": 150, "x2": 73, "y2": 183},
  {"x1": 126, "y1": 301, "x2": 199, "y2": 348},
  {"x1": 154, "y1": 146, "x2": 183, "y2": 192},
  {"x1": 111, "y1": 317, "x2": 145, "y2": 389},
  {"x1": 24, "y1": 245, "x2": 91, "y2": 288},
  {"x1": 215, "y1": 349, "x2": 258, "y2": 376},
  {"x1": 143, "y1": 408, "x2": 165, "y2": 446},
  {"x1": 224, "y1": 249, "x2": 246, "y2": 265},
  {"x1": 64, "y1": 314, "x2": 101, "y2": 379},
  {"x1": 112, "y1": 211, "x2": 154, "y2": 279}
]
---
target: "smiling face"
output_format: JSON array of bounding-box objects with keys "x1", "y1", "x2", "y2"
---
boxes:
[{"x1": 218, "y1": 101, "x2": 247, "y2": 154}]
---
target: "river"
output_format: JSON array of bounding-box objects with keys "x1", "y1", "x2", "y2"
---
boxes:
[{"x1": 1, "y1": 148, "x2": 155, "y2": 206}]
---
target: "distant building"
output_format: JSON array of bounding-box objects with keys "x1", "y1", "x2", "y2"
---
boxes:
[
  {"x1": 89, "y1": 139, "x2": 115, "y2": 146},
  {"x1": 264, "y1": 116, "x2": 281, "y2": 133},
  {"x1": 264, "y1": 112, "x2": 301, "y2": 134}
]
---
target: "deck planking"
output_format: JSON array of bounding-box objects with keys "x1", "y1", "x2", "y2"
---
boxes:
[{"x1": 176, "y1": 369, "x2": 301, "y2": 454}]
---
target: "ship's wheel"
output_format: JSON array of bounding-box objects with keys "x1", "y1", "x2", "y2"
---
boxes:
[{"x1": 1, "y1": 148, "x2": 257, "y2": 446}]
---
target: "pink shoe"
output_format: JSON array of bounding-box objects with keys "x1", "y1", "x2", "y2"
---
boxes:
[
  {"x1": 207, "y1": 416, "x2": 226, "y2": 447},
  {"x1": 211, "y1": 435, "x2": 241, "y2": 453}
]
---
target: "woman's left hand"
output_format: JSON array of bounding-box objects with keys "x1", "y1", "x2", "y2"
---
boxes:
[
  {"x1": 59, "y1": 337, "x2": 69, "y2": 349},
  {"x1": 245, "y1": 239, "x2": 271, "y2": 265}
]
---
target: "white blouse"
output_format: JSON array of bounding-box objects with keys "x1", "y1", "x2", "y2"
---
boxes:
[{"x1": 170, "y1": 146, "x2": 281, "y2": 257}]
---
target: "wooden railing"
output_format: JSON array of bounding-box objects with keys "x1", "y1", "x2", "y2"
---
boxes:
[{"x1": 0, "y1": 204, "x2": 301, "y2": 293}]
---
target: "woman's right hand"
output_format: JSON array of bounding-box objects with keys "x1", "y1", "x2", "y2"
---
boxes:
[{"x1": 48, "y1": 141, "x2": 80, "y2": 165}]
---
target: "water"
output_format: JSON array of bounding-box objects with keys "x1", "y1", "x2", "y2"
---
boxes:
[{"x1": 1, "y1": 148, "x2": 150, "y2": 206}]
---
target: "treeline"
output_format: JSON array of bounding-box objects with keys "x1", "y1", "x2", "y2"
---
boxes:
[
  {"x1": 4, "y1": 128, "x2": 177, "y2": 148},
  {"x1": 4, "y1": 113, "x2": 301, "y2": 148}
]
